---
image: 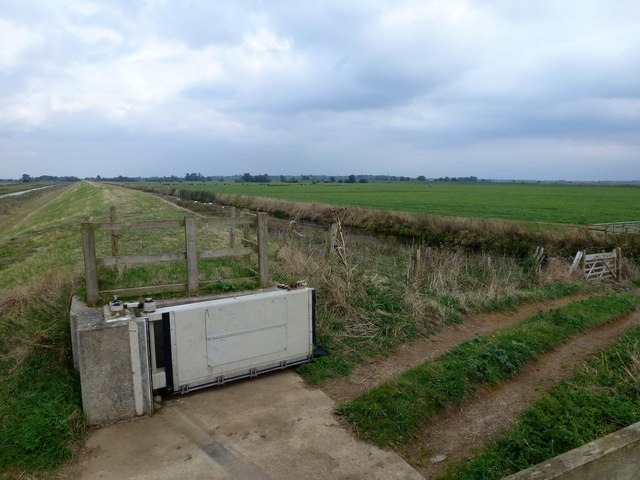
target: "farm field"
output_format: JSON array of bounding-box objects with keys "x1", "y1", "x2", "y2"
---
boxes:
[
  {"x1": 2, "y1": 180, "x2": 639, "y2": 479},
  {"x1": 142, "y1": 181, "x2": 640, "y2": 225}
]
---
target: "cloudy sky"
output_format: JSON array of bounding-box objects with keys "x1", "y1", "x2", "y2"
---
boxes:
[{"x1": 1, "y1": 0, "x2": 639, "y2": 180}]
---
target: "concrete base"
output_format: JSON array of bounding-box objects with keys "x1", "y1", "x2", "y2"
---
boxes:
[
  {"x1": 66, "y1": 371, "x2": 423, "y2": 480},
  {"x1": 70, "y1": 296, "x2": 153, "y2": 426},
  {"x1": 505, "y1": 421, "x2": 640, "y2": 480}
]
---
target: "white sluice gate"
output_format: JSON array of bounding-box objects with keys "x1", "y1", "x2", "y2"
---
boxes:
[{"x1": 146, "y1": 288, "x2": 316, "y2": 393}]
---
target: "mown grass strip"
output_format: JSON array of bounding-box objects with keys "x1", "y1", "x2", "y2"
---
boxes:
[
  {"x1": 442, "y1": 322, "x2": 640, "y2": 480},
  {"x1": 337, "y1": 295, "x2": 639, "y2": 447}
]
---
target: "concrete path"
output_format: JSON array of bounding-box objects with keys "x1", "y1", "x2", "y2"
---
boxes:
[{"x1": 67, "y1": 371, "x2": 423, "y2": 480}]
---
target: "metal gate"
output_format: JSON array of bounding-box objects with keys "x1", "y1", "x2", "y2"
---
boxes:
[
  {"x1": 146, "y1": 288, "x2": 316, "y2": 393},
  {"x1": 571, "y1": 248, "x2": 621, "y2": 282}
]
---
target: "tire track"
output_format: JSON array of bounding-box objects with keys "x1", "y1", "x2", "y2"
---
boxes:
[
  {"x1": 401, "y1": 308, "x2": 640, "y2": 479},
  {"x1": 323, "y1": 293, "x2": 595, "y2": 402}
]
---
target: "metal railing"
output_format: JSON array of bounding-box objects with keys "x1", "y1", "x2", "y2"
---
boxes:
[{"x1": 588, "y1": 221, "x2": 640, "y2": 236}]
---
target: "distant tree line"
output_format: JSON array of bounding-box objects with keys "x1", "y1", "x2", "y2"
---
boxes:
[
  {"x1": 88, "y1": 175, "x2": 141, "y2": 182},
  {"x1": 20, "y1": 174, "x2": 80, "y2": 183},
  {"x1": 21, "y1": 172, "x2": 484, "y2": 184},
  {"x1": 433, "y1": 176, "x2": 478, "y2": 182},
  {"x1": 237, "y1": 173, "x2": 272, "y2": 183}
]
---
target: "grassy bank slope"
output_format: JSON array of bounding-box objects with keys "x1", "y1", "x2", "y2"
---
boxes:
[{"x1": 0, "y1": 182, "x2": 195, "y2": 475}]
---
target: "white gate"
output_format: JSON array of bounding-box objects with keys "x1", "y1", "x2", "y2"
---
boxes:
[{"x1": 570, "y1": 248, "x2": 621, "y2": 282}]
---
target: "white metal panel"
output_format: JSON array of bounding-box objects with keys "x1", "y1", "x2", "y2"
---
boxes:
[
  {"x1": 205, "y1": 296, "x2": 288, "y2": 368},
  {"x1": 153, "y1": 288, "x2": 314, "y2": 391}
]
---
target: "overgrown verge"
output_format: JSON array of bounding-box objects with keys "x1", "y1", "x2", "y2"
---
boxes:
[
  {"x1": 127, "y1": 183, "x2": 640, "y2": 258},
  {"x1": 267, "y1": 220, "x2": 587, "y2": 384},
  {"x1": 0, "y1": 274, "x2": 84, "y2": 475},
  {"x1": 336, "y1": 295, "x2": 639, "y2": 447},
  {"x1": 442, "y1": 322, "x2": 640, "y2": 480}
]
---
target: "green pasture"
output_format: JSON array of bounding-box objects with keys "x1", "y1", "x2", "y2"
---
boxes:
[{"x1": 147, "y1": 181, "x2": 640, "y2": 225}]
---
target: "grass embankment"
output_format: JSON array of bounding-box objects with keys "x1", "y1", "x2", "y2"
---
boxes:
[
  {"x1": 337, "y1": 295, "x2": 639, "y2": 447},
  {"x1": 0, "y1": 181, "x2": 242, "y2": 475},
  {"x1": 128, "y1": 182, "x2": 640, "y2": 258},
  {"x1": 443, "y1": 323, "x2": 640, "y2": 479}
]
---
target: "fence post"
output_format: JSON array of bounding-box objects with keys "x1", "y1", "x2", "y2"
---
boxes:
[
  {"x1": 185, "y1": 216, "x2": 199, "y2": 294},
  {"x1": 616, "y1": 247, "x2": 622, "y2": 281},
  {"x1": 110, "y1": 206, "x2": 119, "y2": 256},
  {"x1": 81, "y1": 222, "x2": 100, "y2": 306},
  {"x1": 327, "y1": 223, "x2": 338, "y2": 257},
  {"x1": 257, "y1": 212, "x2": 269, "y2": 287},
  {"x1": 409, "y1": 244, "x2": 421, "y2": 276},
  {"x1": 241, "y1": 209, "x2": 250, "y2": 242},
  {"x1": 229, "y1": 206, "x2": 237, "y2": 248}
]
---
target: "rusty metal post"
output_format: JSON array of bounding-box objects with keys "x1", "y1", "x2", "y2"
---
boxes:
[{"x1": 229, "y1": 206, "x2": 237, "y2": 248}]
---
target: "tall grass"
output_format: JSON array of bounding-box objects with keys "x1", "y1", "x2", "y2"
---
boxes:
[
  {"x1": 268, "y1": 219, "x2": 587, "y2": 384},
  {"x1": 0, "y1": 273, "x2": 84, "y2": 473}
]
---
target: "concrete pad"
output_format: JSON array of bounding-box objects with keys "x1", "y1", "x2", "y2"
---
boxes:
[{"x1": 69, "y1": 371, "x2": 423, "y2": 480}]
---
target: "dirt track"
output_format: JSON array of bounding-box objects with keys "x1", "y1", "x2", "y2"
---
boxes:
[
  {"x1": 399, "y1": 308, "x2": 640, "y2": 478},
  {"x1": 323, "y1": 293, "x2": 593, "y2": 402}
]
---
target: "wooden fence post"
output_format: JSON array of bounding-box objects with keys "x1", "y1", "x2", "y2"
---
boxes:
[
  {"x1": 229, "y1": 206, "x2": 237, "y2": 248},
  {"x1": 616, "y1": 247, "x2": 622, "y2": 281},
  {"x1": 241, "y1": 209, "x2": 251, "y2": 241},
  {"x1": 81, "y1": 222, "x2": 100, "y2": 306},
  {"x1": 257, "y1": 212, "x2": 269, "y2": 287},
  {"x1": 110, "y1": 206, "x2": 119, "y2": 256},
  {"x1": 185, "y1": 216, "x2": 199, "y2": 294},
  {"x1": 413, "y1": 245, "x2": 422, "y2": 273},
  {"x1": 327, "y1": 222, "x2": 338, "y2": 257}
]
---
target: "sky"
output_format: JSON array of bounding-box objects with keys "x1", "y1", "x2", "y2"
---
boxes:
[{"x1": 1, "y1": 0, "x2": 639, "y2": 181}]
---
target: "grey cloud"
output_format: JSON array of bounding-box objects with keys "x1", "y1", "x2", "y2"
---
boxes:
[{"x1": 1, "y1": 0, "x2": 639, "y2": 180}]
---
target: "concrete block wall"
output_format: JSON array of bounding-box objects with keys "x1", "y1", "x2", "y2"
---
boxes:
[{"x1": 70, "y1": 297, "x2": 153, "y2": 426}]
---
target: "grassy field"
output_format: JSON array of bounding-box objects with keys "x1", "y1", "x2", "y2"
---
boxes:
[{"x1": 141, "y1": 181, "x2": 640, "y2": 225}]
